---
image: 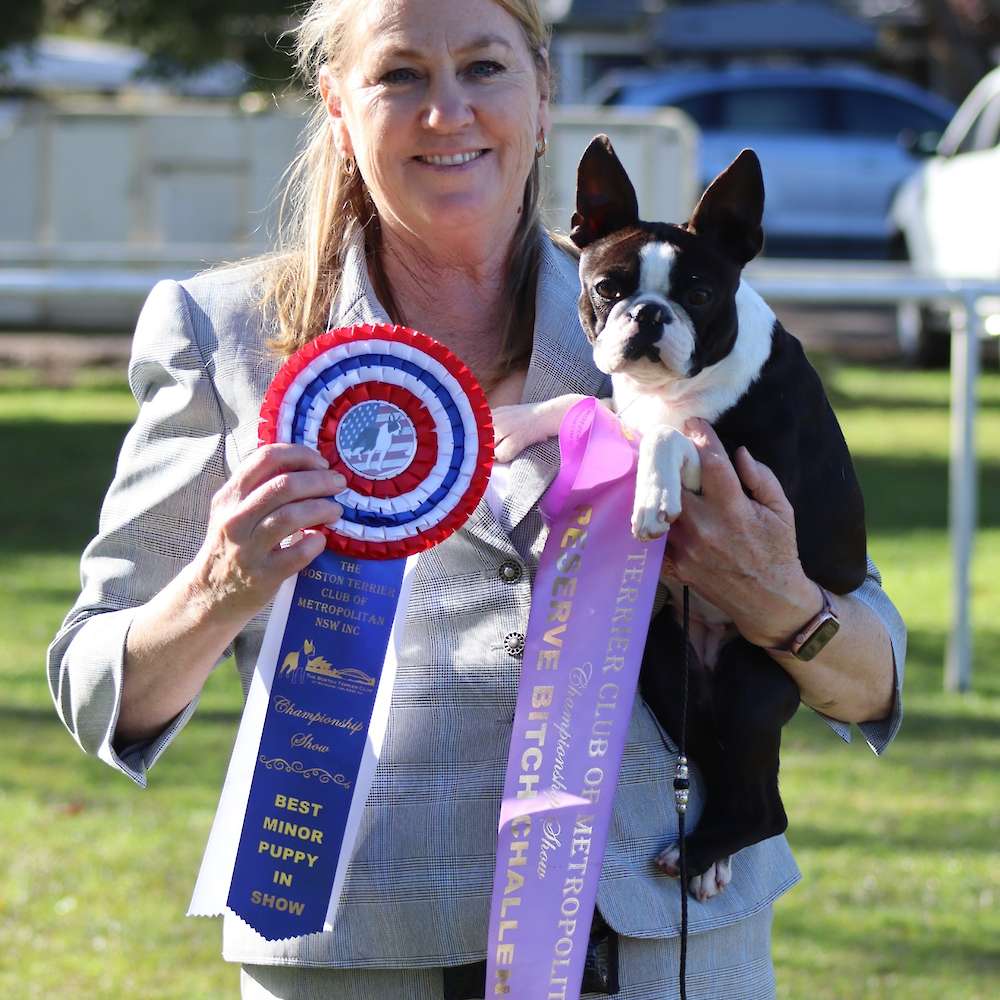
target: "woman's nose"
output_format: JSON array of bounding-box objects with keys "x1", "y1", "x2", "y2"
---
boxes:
[{"x1": 423, "y1": 75, "x2": 475, "y2": 132}]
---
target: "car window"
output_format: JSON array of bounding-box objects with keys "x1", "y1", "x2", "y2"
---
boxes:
[
  {"x1": 835, "y1": 89, "x2": 947, "y2": 137},
  {"x1": 670, "y1": 92, "x2": 720, "y2": 129},
  {"x1": 715, "y1": 87, "x2": 833, "y2": 132}
]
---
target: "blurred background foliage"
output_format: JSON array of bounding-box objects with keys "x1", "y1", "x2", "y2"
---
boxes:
[
  {"x1": 3, "y1": 1, "x2": 1000, "y2": 98},
  {"x1": 1, "y1": 0, "x2": 297, "y2": 81}
]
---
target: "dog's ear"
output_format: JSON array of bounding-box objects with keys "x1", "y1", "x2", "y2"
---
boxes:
[
  {"x1": 687, "y1": 149, "x2": 765, "y2": 265},
  {"x1": 570, "y1": 135, "x2": 640, "y2": 249}
]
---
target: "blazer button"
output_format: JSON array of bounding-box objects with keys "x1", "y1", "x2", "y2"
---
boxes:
[
  {"x1": 504, "y1": 631, "x2": 525, "y2": 657},
  {"x1": 498, "y1": 561, "x2": 523, "y2": 583}
]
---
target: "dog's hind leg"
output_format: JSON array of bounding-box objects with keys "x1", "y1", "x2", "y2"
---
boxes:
[
  {"x1": 640, "y1": 608, "x2": 726, "y2": 890},
  {"x1": 680, "y1": 638, "x2": 799, "y2": 886}
]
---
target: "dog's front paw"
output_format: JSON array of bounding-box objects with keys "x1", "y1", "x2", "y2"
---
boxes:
[
  {"x1": 655, "y1": 848, "x2": 733, "y2": 901},
  {"x1": 631, "y1": 485, "x2": 680, "y2": 541},
  {"x1": 631, "y1": 427, "x2": 699, "y2": 541}
]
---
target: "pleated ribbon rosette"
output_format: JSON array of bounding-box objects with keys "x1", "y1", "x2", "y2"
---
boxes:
[{"x1": 258, "y1": 323, "x2": 494, "y2": 560}]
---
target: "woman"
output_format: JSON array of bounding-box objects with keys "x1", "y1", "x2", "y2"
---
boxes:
[{"x1": 48, "y1": 0, "x2": 905, "y2": 997}]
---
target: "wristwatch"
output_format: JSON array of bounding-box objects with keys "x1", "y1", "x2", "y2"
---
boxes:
[{"x1": 767, "y1": 587, "x2": 840, "y2": 661}]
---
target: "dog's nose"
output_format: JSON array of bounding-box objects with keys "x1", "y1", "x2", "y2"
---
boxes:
[{"x1": 631, "y1": 302, "x2": 670, "y2": 327}]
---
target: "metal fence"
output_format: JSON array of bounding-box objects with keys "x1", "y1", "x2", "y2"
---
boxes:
[
  {"x1": 1, "y1": 256, "x2": 995, "y2": 695},
  {"x1": 747, "y1": 259, "x2": 1000, "y2": 694}
]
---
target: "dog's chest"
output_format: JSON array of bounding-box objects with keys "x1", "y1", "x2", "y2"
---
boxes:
[
  {"x1": 662, "y1": 579, "x2": 738, "y2": 670},
  {"x1": 613, "y1": 381, "x2": 711, "y2": 434}
]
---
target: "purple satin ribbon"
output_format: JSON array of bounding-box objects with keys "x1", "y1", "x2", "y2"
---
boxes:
[{"x1": 486, "y1": 398, "x2": 667, "y2": 999}]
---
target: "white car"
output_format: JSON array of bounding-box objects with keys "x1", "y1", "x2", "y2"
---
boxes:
[{"x1": 890, "y1": 67, "x2": 1000, "y2": 365}]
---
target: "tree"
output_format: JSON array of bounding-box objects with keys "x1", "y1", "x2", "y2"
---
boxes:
[
  {"x1": 923, "y1": 0, "x2": 1000, "y2": 99},
  {"x1": 0, "y1": 2, "x2": 47, "y2": 54},
  {"x1": 2, "y1": 1, "x2": 301, "y2": 83}
]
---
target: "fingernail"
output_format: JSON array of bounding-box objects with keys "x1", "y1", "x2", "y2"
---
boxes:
[{"x1": 683, "y1": 418, "x2": 700, "y2": 433}]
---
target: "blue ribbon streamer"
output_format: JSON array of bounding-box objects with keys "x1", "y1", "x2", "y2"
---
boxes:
[{"x1": 227, "y1": 550, "x2": 406, "y2": 940}]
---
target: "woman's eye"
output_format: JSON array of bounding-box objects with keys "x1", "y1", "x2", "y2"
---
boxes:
[
  {"x1": 380, "y1": 67, "x2": 420, "y2": 85},
  {"x1": 594, "y1": 278, "x2": 623, "y2": 301},
  {"x1": 685, "y1": 287, "x2": 713, "y2": 307},
  {"x1": 466, "y1": 60, "x2": 504, "y2": 79}
]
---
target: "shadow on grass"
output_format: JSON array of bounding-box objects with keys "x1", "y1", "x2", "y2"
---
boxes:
[
  {"x1": 816, "y1": 359, "x2": 1000, "y2": 413},
  {"x1": 831, "y1": 387, "x2": 1000, "y2": 414},
  {"x1": 852, "y1": 455, "x2": 1000, "y2": 534},
  {"x1": 4, "y1": 420, "x2": 129, "y2": 554},
  {"x1": 892, "y1": 706, "x2": 1000, "y2": 743},
  {"x1": 0, "y1": 711, "x2": 236, "y2": 798}
]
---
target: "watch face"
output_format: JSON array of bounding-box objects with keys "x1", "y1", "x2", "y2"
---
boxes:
[{"x1": 796, "y1": 617, "x2": 840, "y2": 661}]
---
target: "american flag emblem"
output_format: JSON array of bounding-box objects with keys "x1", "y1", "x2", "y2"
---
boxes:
[{"x1": 336, "y1": 401, "x2": 418, "y2": 480}]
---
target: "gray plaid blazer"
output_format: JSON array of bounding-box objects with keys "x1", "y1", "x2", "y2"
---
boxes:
[{"x1": 48, "y1": 234, "x2": 906, "y2": 969}]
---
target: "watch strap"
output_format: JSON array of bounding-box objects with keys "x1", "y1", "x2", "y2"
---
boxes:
[{"x1": 766, "y1": 587, "x2": 840, "y2": 661}]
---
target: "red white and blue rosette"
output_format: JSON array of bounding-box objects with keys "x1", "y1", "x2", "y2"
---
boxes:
[{"x1": 259, "y1": 324, "x2": 494, "y2": 560}]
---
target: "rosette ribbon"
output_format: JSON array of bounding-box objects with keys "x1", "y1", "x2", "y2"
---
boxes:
[
  {"x1": 485, "y1": 398, "x2": 667, "y2": 999},
  {"x1": 189, "y1": 325, "x2": 492, "y2": 941}
]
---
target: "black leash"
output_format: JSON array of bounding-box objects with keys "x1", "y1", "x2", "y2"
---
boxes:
[{"x1": 674, "y1": 585, "x2": 692, "y2": 1000}]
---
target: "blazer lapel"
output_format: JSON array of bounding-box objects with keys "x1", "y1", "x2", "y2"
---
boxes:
[
  {"x1": 331, "y1": 231, "x2": 607, "y2": 543},
  {"x1": 500, "y1": 236, "x2": 608, "y2": 531}
]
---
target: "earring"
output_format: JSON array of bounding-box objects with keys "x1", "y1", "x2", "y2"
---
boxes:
[
  {"x1": 535, "y1": 132, "x2": 547, "y2": 159},
  {"x1": 343, "y1": 155, "x2": 356, "y2": 177}
]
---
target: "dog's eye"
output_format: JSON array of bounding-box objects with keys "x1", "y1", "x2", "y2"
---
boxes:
[
  {"x1": 594, "y1": 278, "x2": 623, "y2": 301},
  {"x1": 685, "y1": 287, "x2": 713, "y2": 307}
]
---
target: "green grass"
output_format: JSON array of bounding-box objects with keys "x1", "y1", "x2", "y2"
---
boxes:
[
  {"x1": 1, "y1": 363, "x2": 998, "y2": 998},
  {"x1": 774, "y1": 364, "x2": 1000, "y2": 1000}
]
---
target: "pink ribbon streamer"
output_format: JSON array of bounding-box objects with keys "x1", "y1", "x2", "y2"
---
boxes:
[{"x1": 486, "y1": 398, "x2": 667, "y2": 999}]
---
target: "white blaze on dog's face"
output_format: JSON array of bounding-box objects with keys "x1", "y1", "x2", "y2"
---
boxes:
[
  {"x1": 590, "y1": 242, "x2": 689, "y2": 376},
  {"x1": 589, "y1": 240, "x2": 700, "y2": 379}
]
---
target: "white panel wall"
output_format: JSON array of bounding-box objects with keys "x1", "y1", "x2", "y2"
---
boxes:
[
  {"x1": 545, "y1": 107, "x2": 699, "y2": 233},
  {"x1": 0, "y1": 102, "x2": 43, "y2": 243},
  {"x1": 0, "y1": 99, "x2": 696, "y2": 327},
  {"x1": 50, "y1": 116, "x2": 134, "y2": 243}
]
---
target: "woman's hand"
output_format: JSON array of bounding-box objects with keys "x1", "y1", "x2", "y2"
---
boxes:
[
  {"x1": 661, "y1": 419, "x2": 822, "y2": 649},
  {"x1": 191, "y1": 444, "x2": 346, "y2": 628},
  {"x1": 117, "y1": 444, "x2": 343, "y2": 745}
]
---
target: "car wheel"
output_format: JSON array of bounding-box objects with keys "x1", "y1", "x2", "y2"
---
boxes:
[
  {"x1": 895, "y1": 300, "x2": 952, "y2": 368},
  {"x1": 890, "y1": 234, "x2": 952, "y2": 367}
]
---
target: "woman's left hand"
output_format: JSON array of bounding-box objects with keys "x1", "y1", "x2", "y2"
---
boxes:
[{"x1": 661, "y1": 418, "x2": 822, "y2": 649}]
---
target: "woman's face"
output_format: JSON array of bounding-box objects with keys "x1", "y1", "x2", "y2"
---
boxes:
[{"x1": 322, "y1": 0, "x2": 550, "y2": 248}]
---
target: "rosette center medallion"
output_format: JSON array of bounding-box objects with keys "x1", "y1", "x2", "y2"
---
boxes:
[{"x1": 335, "y1": 401, "x2": 418, "y2": 480}]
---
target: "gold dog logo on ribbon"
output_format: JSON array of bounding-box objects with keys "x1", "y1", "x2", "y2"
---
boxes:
[{"x1": 278, "y1": 638, "x2": 376, "y2": 692}]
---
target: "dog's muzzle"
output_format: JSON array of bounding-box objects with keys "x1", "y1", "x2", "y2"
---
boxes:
[{"x1": 623, "y1": 302, "x2": 671, "y2": 363}]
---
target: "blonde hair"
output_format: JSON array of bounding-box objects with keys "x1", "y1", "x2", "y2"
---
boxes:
[{"x1": 263, "y1": 0, "x2": 553, "y2": 384}]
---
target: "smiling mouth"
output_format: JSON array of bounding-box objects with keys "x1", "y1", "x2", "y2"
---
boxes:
[{"x1": 414, "y1": 150, "x2": 488, "y2": 166}]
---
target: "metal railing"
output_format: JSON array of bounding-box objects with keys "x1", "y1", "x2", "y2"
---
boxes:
[
  {"x1": 748, "y1": 259, "x2": 1000, "y2": 694},
  {"x1": 2, "y1": 260, "x2": 997, "y2": 693}
]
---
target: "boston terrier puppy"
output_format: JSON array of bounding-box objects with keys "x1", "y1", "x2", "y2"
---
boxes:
[{"x1": 493, "y1": 135, "x2": 867, "y2": 900}]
